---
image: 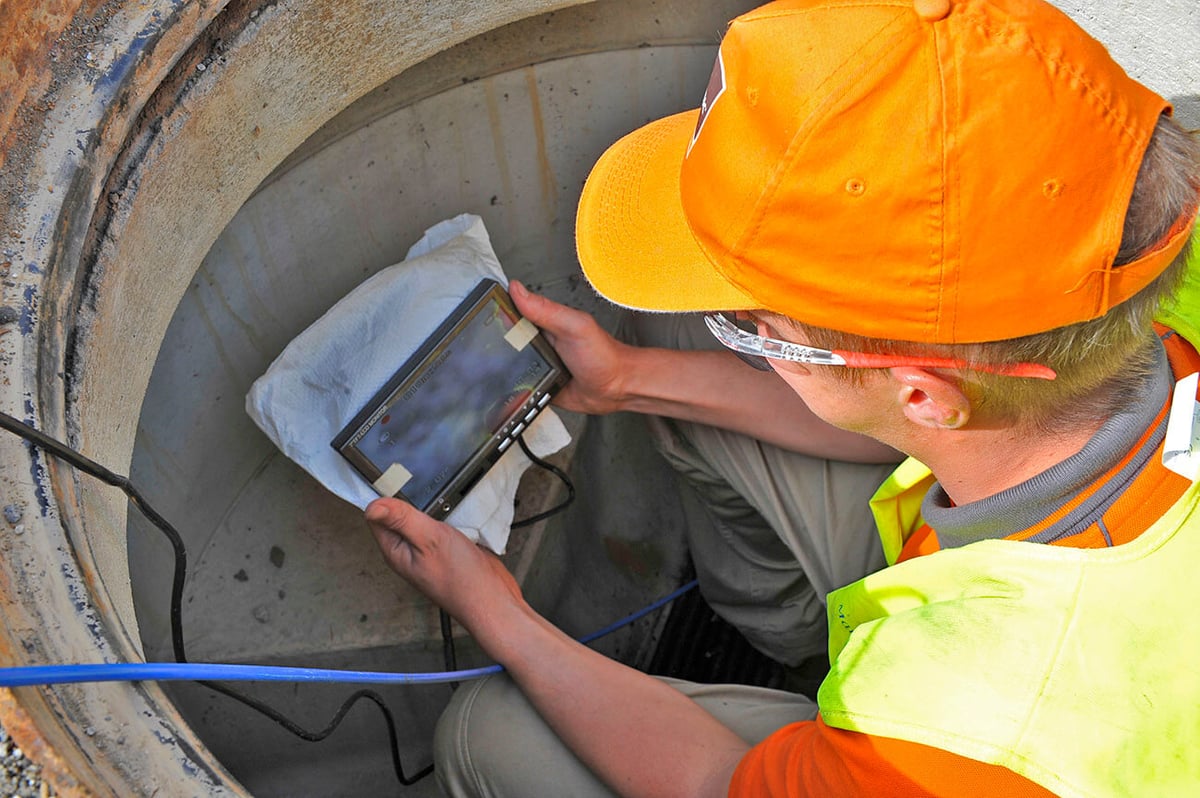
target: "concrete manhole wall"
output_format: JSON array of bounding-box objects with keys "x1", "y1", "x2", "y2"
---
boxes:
[
  {"x1": 0, "y1": 0, "x2": 1197, "y2": 796},
  {"x1": 1, "y1": 1, "x2": 613, "y2": 794},
  {"x1": 0, "y1": 0, "x2": 752, "y2": 793}
]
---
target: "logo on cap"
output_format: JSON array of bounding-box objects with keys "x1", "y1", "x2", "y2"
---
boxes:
[{"x1": 688, "y1": 50, "x2": 726, "y2": 157}]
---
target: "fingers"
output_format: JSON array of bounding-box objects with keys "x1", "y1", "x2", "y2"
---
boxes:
[
  {"x1": 510, "y1": 280, "x2": 586, "y2": 340},
  {"x1": 508, "y1": 278, "x2": 541, "y2": 315},
  {"x1": 365, "y1": 497, "x2": 431, "y2": 556},
  {"x1": 365, "y1": 498, "x2": 407, "y2": 558},
  {"x1": 367, "y1": 496, "x2": 472, "y2": 552},
  {"x1": 364, "y1": 496, "x2": 411, "y2": 533},
  {"x1": 365, "y1": 499, "x2": 525, "y2": 630}
]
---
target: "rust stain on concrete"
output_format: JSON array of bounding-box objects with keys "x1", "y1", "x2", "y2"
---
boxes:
[
  {"x1": 0, "y1": 0, "x2": 83, "y2": 162},
  {"x1": 0, "y1": 0, "x2": 116, "y2": 224},
  {"x1": 523, "y1": 65, "x2": 558, "y2": 224}
]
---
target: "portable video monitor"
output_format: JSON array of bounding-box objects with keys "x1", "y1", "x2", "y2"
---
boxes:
[{"x1": 332, "y1": 278, "x2": 569, "y2": 520}]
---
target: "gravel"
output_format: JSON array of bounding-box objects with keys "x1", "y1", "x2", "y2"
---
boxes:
[{"x1": 0, "y1": 726, "x2": 53, "y2": 798}]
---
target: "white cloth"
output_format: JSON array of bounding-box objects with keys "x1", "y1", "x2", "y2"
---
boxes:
[{"x1": 245, "y1": 214, "x2": 570, "y2": 553}]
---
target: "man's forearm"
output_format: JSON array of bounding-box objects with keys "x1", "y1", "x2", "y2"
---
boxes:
[
  {"x1": 366, "y1": 499, "x2": 750, "y2": 798},
  {"x1": 482, "y1": 601, "x2": 749, "y2": 798},
  {"x1": 508, "y1": 282, "x2": 897, "y2": 463},
  {"x1": 619, "y1": 346, "x2": 899, "y2": 463}
]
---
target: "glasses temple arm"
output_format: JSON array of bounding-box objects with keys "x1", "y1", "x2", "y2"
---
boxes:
[{"x1": 835, "y1": 352, "x2": 1057, "y2": 380}]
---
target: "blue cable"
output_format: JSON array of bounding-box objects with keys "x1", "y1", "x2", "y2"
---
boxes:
[
  {"x1": 0, "y1": 579, "x2": 698, "y2": 688},
  {"x1": 0, "y1": 662, "x2": 497, "y2": 688},
  {"x1": 576, "y1": 578, "x2": 697, "y2": 645},
  {"x1": 0, "y1": 409, "x2": 698, "y2": 786}
]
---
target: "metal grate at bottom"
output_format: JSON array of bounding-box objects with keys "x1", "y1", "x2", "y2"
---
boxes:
[{"x1": 645, "y1": 577, "x2": 787, "y2": 690}]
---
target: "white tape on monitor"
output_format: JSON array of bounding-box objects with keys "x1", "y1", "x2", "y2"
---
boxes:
[
  {"x1": 373, "y1": 462, "x2": 414, "y2": 497},
  {"x1": 504, "y1": 318, "x2": 538, "y2": 351}
]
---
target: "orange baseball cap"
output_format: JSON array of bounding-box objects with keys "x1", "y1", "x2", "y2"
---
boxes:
[{"x1": 575, "y1": 0, "x2": 1196, "y2": 344}]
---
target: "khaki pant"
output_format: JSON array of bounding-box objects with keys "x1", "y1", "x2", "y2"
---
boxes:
[
  {"x1": 435, "y1": 675, "x2": 818, "y2": 798},
  {"x1": 434, "y1": 312, "x2": 893, "y2": 797}
]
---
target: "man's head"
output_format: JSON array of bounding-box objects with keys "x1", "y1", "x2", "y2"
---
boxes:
[
  {"x1": 776, "y1": 113, "x2": 1198, "y2": 431},
  {"x1": 574, "y1": 0, "x2": 1200, "y2": 431}
]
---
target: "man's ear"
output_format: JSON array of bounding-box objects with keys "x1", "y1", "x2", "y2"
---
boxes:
[{"x1": 890, "y1": 367, "x2": 971, "y2": 430}]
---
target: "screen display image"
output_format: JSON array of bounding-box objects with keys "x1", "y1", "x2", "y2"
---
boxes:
[{"x1": 352, "y1": 296, "x2": 554, "y2": 510}]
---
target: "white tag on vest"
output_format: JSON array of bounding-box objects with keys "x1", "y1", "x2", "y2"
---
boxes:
[{"x1": 1163, "y1": 371, "x2": 1200, "y2": 480}]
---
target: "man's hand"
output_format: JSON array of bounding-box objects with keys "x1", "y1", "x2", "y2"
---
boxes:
[
  {"x1": 509, "y1": 280, "x2": 634, "y2": 415},
  {"x1": 365, "y1": 497, "x2": 523, "y2": 633},
  {"x1": 365, "y1": 501, "x2": 748, "y2": 798}
]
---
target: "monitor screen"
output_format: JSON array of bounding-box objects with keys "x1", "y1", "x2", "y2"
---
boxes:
[{"x1": 333, "y1": 279, "x2": 565, "y2": 517}]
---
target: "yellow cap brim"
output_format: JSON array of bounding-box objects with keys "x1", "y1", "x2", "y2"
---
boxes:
[{"x1": 575, "y1": 110, "x2": 759, "y2": 313}]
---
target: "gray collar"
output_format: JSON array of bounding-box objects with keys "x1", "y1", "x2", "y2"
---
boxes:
[{"x1": 922, "y1": 342, "x2": 1172, "y2": 548}]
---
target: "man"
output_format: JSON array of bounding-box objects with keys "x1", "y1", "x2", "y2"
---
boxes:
[{"x1": 367, "y1": 0, "x2": 1200, "y2": 794}]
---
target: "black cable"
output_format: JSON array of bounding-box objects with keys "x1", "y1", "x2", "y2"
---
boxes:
[
  {"x1": 438, "y1": 434, "x2": 574, "y2": 685},
  {"x1": 439, "y1": 609, "x2": 459, "y2": 692},
  {"x1": 439, "y1": 610, "x2": 458, "y2": 672},
  {"x1": 199, "y1": 680, "x2": 433, "y2": 786},
  {"x1": 0, "y1": 411, "x2": 190, "y2": 664},
  {"x1": 0, "y1": 410, "x2": 433, "y2": 788},
  {"x1": 511, "y1": 435, "x2": 576, "y2": 529}
]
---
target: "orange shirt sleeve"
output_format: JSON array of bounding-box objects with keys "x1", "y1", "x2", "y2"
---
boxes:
[{"x1": 729, "y1": 715, "x2": 1056, "y2": 797}]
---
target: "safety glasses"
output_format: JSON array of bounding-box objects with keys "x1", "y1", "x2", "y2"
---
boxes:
[{"x1": 703, "y1": 312, "x2": 1057, "y2": 380}]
